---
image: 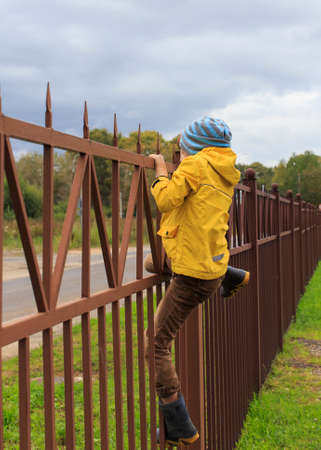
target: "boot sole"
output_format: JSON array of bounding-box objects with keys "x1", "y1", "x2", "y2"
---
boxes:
[
  {"x1": 221, "y1": 271, "x2": 250, "y2": 298},
  {"x1": 165, "y1": 431, "x2": 200, "y2": 446},
  {"x1": 241, "y1": 270, "x2": 250, "y2": 286}
]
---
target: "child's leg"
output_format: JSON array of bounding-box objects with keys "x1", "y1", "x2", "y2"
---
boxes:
[
  {"x1": 152, "y1": 274, "x2": 221, "y2": 398},
  {"x1": 145, "y1": 274, "x2": 221, "y2": 444}
]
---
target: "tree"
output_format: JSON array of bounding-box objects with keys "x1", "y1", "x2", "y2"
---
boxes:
[
  {"x1": 236, "y1": 162, "x2": 274, "y2": 191},
  {"x1": 16, "y1": 150, "x2": 79, "y2": 205},
  {"x1": 90, "y1": 128, "x2": 114, "y2": 213},
  {"x1": 54, "y1": 151, "x2": 78, "y2": 204},
  {"x1": 273, "y1": 151, "x2": 321, "y2": 205},
  {"x1": 17, "y1": 152, "x2": 43, "y2": 187}
]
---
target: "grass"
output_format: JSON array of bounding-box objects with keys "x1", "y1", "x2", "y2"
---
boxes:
[
  {"x1": 237, "y1": 261, "x2": 321, "y2": 449},
  {"x1": 3, "y1": 216, "x2": 150, "y2": 254},
  {"x1": 2, "y1": 297, "x2": 159, "y2": 449}
]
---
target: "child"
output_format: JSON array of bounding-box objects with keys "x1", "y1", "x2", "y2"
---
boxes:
[{"x1": 145, "y1": 116, "x2": 249, "y2": 446}]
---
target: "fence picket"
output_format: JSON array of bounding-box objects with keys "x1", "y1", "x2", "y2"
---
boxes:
[
  {"x1": 112, "y1": 300, "x2": 124, "y2": 450},
  {"x1": 19, "y1": 338, "x2": 31, "y2": 449},
  {"x1": 98, "y1": 305, "x2": 109, "y2": 449},
  {"x1": 147, "y1": 287, "x2": 157, "y2": 448},
  {"x1": 272, "y1": 184, "x2": 284, "y2": 351},
  {"x1": 63, "y1": 319, "x2": 76, "y2": 449},
  {"x1": 124, "y1": 295, "x2": 136, "y2": 450}
]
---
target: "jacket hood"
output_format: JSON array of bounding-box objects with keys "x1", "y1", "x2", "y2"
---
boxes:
[{"x1": 199, "y1": 147, "x2": 240, "y2": 186}]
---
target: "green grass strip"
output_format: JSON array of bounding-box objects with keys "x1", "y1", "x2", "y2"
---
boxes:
[
  {"x1": 2, "y1": 296, "x2": 158, "y2": 449},
  {"x1": 237, "y1": 261, "x2": 321, "y2": 449}
]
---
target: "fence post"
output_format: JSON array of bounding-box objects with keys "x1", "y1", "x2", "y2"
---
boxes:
[
  {"x1": 314, "y1": 205, "x2": 317, "y2": 267},
  {"x1": 310, "y1": 204, "x2": 314, "y2": 275},
  {"x1": 313, "y1": 205, "x2": 317, "y2": 269},
  {"x1": 295, "y1": 194, "x2": 303, "y2": 295},
  {"x1": 271, "y1": 184, "x2": 284, "y2": 351},
  {"x1": 302, "y1": 200, "x2": 306, "y2": 288},
  {"x1": 244, "y1": 168, "x2": 262, "y2": 392},
  {"x1": 184, "y1": 308, "x2": 205, "y2": 450},
  {"x1": 286, "y1": 190, "x2": 296, "y2": 320}
]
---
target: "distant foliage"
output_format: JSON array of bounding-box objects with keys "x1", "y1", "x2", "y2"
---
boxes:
[
  {"x1": 273, "y1": 151, "x2": 321, "y2": 205},
  {"x1": 238, "y1": 151, "x2": 321, "y2": 206},
  {"x1": 8, "y1": 131, "x2": 321, "y2": 222},
  {"x1": 90, "y1": 128, "x2": 114, "y2": 214},
  {"x1": 237, "y1": 161, "x2": 274, "y2": 192},
  {"x1": 16, "y1": 150, "x2": 78, "y2": 205},
  {"x1": 4, "y1": 178, "x2": 42, "y2": 219}
]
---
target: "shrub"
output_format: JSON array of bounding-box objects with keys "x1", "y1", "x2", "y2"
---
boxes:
[{"x1": 4, "y1": 178, "x2": 43, "y2": 219}]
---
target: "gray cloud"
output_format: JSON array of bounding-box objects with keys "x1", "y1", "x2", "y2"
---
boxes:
[{"x1": 1, "y1": 0, "x2": 321, "y2": 163}]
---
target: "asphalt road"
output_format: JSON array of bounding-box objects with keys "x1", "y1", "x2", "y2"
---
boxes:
[{"x1": 3, "y1": 248, "x2": 150, "y2": 323}]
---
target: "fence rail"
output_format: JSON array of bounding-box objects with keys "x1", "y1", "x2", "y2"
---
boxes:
[{"x1": 0, "y1": 86, "x2": 320, "y2": 449}]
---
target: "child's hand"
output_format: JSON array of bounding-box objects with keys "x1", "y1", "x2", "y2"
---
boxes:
[
  {"x1": 149, "y1": 154, "x2": 168, "y2": 177},
  {"x1": 149, "y1": 154, "x2": 165, "y2": 163}
]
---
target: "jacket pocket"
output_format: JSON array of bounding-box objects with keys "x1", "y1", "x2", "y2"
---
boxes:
[
  {"x1": 157, "y1": 225, "x2": 179, "y2": 238},
  {"x1": 157, "y1": 225, "x2": 179, "y2": 261}
]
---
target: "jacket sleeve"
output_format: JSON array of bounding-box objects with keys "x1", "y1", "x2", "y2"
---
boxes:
[{"x1": 151, "y1": 157, "x2": 200, "y2": 213}]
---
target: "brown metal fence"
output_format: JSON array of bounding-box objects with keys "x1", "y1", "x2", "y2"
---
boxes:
[{"x1": 0, "y1": 86, "x2": 320, "y2": 449}]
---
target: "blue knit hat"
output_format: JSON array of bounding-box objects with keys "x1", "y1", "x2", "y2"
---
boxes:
[{"x1": 180, "y1": 116, "x2": 232, "y2": 155}]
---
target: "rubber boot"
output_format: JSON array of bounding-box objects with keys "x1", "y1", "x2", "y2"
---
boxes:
[
  {"x1": 220, "y1": 265, "x2": 250, "y2": 298},
  {"x1": 158, "y1": 394, "x2": 199, "y2": 446}
]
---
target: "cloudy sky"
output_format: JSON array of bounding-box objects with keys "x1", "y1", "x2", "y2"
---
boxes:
[{"x1": 1, "y1": 0, "x2": 321, "y2": 166}]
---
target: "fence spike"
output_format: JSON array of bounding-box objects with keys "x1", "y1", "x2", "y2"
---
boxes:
[
  {"x1": 113, "y1": 113, "x2": 118, "y2": 147},
  {"x1": 45, "y1": 82, "x2": 52, "y2": 128},
  {"x1": 295, "y1": 193, "x2": 301, "y2": 201},
  {"x1": 137, "y1": 124, "x2": 141, "y2": 154},
  {"x1": 83, "y1": 101, "x2": 89, "y2": 139},
  {"x1": 286, "y1": 190, "x2": 293, "y2": 199},
  {"x1": 156, "y1": 132, "x2": 160, "y2": 155}
]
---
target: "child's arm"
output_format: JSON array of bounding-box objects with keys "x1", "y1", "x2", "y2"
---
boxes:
[{"x1": 149, "y1": 154, "x2": 200, "y2": 213}]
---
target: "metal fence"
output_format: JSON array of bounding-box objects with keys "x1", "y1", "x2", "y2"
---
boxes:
[
  {"x1": 201, "y1": 171, "x2": 321, "y2": 449},
  {"x1": 0, "y1": 86, "x2": 320, "y2": 449}
]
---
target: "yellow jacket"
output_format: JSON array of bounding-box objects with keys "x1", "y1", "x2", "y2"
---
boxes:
[{"x1": 151, "y1": 147, "x2": 240, "y2": 279}]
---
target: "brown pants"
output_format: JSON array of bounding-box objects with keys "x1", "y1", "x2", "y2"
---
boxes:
[{"x1": 145, "y1": 273, "x2": 222, "y2": 399}]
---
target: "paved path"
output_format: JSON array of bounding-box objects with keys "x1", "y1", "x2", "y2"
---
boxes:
[{"x1": 2, "y1": 247, "x2": 151, "y2": 359}]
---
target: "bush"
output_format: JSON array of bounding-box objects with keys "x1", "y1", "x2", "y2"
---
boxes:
[
  {"x1": 22, "y1": 182, "x2": 42, "y2": 218},
  {"x1": 54, "y1": 201, "x2": 68, "y2": 220},
  {"x1": 4, "y1": 178, "x2": 43, "y2": 219}
]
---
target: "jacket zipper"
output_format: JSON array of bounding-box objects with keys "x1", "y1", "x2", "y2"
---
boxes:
[{"x1": 199, "y1": 183, "x2": 232, "y2": 200}]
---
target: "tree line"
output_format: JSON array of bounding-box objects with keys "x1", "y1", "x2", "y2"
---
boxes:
[{"x1": 4, "y1": 128, "x2": 321, "y2": 219}]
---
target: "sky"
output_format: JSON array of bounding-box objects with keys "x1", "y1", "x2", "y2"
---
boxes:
[{"x1": 1, "y1": 0, "x2": 321, "y2": 166}]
